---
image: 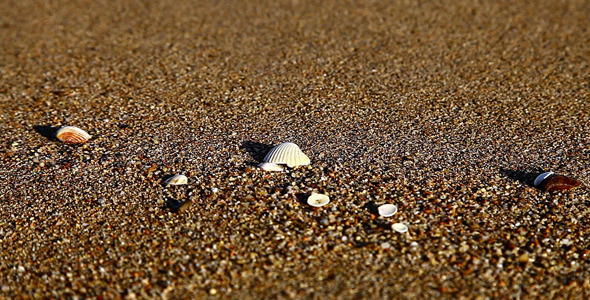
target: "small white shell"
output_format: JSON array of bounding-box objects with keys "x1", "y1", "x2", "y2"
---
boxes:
[
  {"x1": 263, "y1": 142, "x2": 310, "y2": 168},
  {"x1": 165, "y1": 174, "x2": 188, "y2": 185},
  {"x1": 378, "y1": 204, "x2": 398, "y2": 217},
  {"x1": 392, "y1": 223, "x2": 408, "y2": 233},
  {"x1": 307, "y1": 193, "x2": 330, "y2": 207},
  {"x1": 534, "y1": 171, "x2": 554, "y2": 186},
  {"x1": 56, "y1": 126, "x2": 91, "y2": 144},
  {"x1": 258, "y1": 162, "x2": 284, "y2": 172}
]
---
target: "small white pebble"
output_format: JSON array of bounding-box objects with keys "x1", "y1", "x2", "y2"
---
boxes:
[
  {"x1": 258, "y1": 162, "x2": 283, "y2": 172},
  {"x1": 392, "y1": 223, "x2": 408, "y2": 233},
  {"x1": 211, "y1": 187, "x2": 219, "y2": 193},
  {"x1": 381, "y1": 242, "x2": 391, "y2": 249},
  {"x1": 559, "y1": 239, "x2": 572, "y2": 246}
]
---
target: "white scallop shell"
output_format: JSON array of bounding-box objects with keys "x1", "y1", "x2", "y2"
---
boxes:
[
  {"x1": 258, "y1": 162, "x2": 284, "y2": 172},
  {"x1": 378, "y1": 204, "x2": 398, "y2": 217},
  {"x1": 534, "y1": 171, "x2": 554, "y2": 186},
  {"x1": 392, "y1": 223, "x2": 408, "y2": 233},
  {"x1": 307, "y1": 193, "x2": 330, "y2": 207},
  {"x1": 263, "y1": 142, "x2": 310, "y2": 168},
  {"x1": 56, "y1": 126, "x2": 91, "y2": 144},
  {"x1": 165, "y1": 174, "x2": 188, "y2": 185}
]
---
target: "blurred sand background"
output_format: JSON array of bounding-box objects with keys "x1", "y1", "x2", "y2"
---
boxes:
[{"x1": 0, "y1": 0, "x2": 589, "y2": 298}]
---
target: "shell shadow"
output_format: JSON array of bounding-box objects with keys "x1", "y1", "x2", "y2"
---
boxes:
[
  {"x1": 363, "y1": 202, "x2": 380, "y2": 215},
  {"x1": 33, "y1": 125, "x2": 59, "y2": 140},
  {"x1": 295, "y1": 192, "x2": 309, "y2": 206},
  {"x1": 241, "y1": 141, "x2": 274, "y2": 165},
  {"x1": 499, "y1": 168, "x2": 541, "y2": 188},
  {"x1": 163, "y1": 198, "x2": 185, "y2": 213}
]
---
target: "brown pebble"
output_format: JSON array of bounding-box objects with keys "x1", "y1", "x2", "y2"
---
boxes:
[
  {"x1": 538, "y1": 175, "x2": 581, "y2": 192},
  {"x1": 177, "y1": 200, "x2": 193, "y2": 213},
  {"x1": 518, "y1": 253, "x2": 529, "y2": 263}
]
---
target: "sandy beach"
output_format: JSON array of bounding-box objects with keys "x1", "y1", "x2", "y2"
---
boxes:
[{"x1": 1, "y1": 0, "x2": 589, "y2": 298}]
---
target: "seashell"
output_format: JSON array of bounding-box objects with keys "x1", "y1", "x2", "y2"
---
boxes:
[
  {"x1": 392, "y1": 223, "x2": 408, "y2": 233},
  {"x1": 534, "y1": 172, "x2": 554, "y2": 187},
  {"x1": 258, "y1": 162, "x2": 284, "y2": 172},
  {"x1": 307, "y1": 193, "x2": 330, "y2": 207},
  {"x1": 378, "y1": 204, "x2": 398, "y2": 217},
  {"x1": 56, "y1": 126, "x2": 91, "y2": 144},
  {"x1": 534, "y1": 172, "x2": 581, "y2": 192},
  {"x1": 165, "y1": 174, "x2": 188, "y2": 186},
  {"x1": 263, "y1": 142, "x2": 310, "y2": 168}
]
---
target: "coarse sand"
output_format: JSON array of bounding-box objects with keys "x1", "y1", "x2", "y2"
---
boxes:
[{"x1": 1, "y1": 0, "x2": 589, "y2": 298}]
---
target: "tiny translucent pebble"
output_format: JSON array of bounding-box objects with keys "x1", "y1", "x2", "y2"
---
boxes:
[
  {"x1": 392, "y1": 223, "x2": 408, "y2": 233},
  {"x1": 258, "y1": 162, "x2": 283, "y2": 172}
]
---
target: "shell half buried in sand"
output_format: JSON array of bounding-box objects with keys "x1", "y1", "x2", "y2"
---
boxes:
[
  {"x1": 534, "y1": 172, "x2": 554, "y2": 187},
  {"x1": 56, "y1": 126, "x2": 91, "y2": 144},
  {"x1": 378, "y1": 204, "x2": 398, "y2": 217},
  {"x1": 392, "y1": 223, "x2": 408, "y2": 233},
  {"x1": 534, "y1": 171, "x2": 581, "y2": 192},
  {"x1": 258, "y1": 162, "x2": 284, "y2": 172},
  {"x1": 165, "y1": 174, "x2": 188, "y2": 186},
  {"x1": 263, "y1": 142, "x2": 310, "y2": 168},
  {"x1": 307, "y1": 193, "x2": 330, "y2": 207}
]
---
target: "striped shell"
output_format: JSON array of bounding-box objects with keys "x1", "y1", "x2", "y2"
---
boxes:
[
  {"x1": 165, "y1": 174, "x2": 188, "y2": 186},
  {"x1": 56, "y1": 126, "x2": 91, "y2": 144},
  {"x1": 307, "y1": 193, "x2": 330, "y2": 207},
  {"x1": 263, "y1": 142, "x2": 310, "y2": 168}
]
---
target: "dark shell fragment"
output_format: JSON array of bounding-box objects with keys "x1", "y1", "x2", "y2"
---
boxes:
[{"x1": 537, "y1": 174, "x2": 581, "y2": 192}]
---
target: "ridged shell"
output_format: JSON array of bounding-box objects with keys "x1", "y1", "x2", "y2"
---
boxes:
[
  {"x1": 307, "y1": 193, "x2": 330, "y2": 207},
  {"x1": 378, "y1": 204, "x2": 398, "y2": 217},
  {"x1": 263, "y1": 142, "x2": 310, "y2": 168},
  {"x1": 258, "y1": 162, "x2": 284, "y2": 172},
  {"x1": 165, "y1": 174, "x2": 188, "y2": 185},
  {"x1": 392, "y1": 223, "x2": 408, "y2": 233},
  {"x1": 56, "y1": 126, "x2": 91, "y2": 144}
]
